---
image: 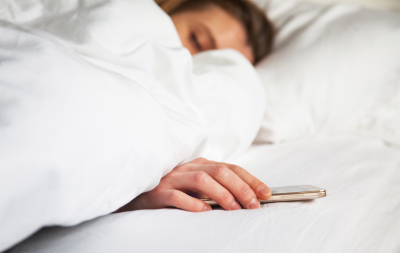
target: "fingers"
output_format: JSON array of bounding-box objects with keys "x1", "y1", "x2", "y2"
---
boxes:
[
  {"x1": 224, "y1": 164, "x2": 271, "y2": 200},
  {"x1": 118, "y1": 189, "x2": 211, "y2": 213},
  {"x1": 189, "y1": 158, "x2": 271, "y2": 200},
  {"x1": 170, "y1": 172, "x2": 242, "y2": 211},
  {"x1": 162, "y1": 190, "x2": 212, "y2": 212},
  {"x1": 186, "y1": 164, "x2": 260, "y2": 209},
  {"x1": 118, "y1": 158, "x2": 271, "y2": 213}
]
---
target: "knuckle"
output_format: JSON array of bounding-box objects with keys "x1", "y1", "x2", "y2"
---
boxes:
[
  {"x1": 221, "y1": 191, "x2": 234, "y2": 203},
  {"x1": 152, "y1": 187, "x2": 164, "y2": 195},
  {"x1": 167, "y1": 191, "x2": 181, "y2": 205},
  {"x1": 212, "y1": 165, "x2": 228, "y2": 178},
  {"x1": 193, "y1": 171, "x2": 208, "y2": 184},
  {"x1": 239, "y1": 184, "x2": 253, "y2": 197},
  {"x1": 248, "y1": 179, "x2": 260, "y2": 189},
  {"x1": 193, "y1": 157, "x2": 208, "y2": 164}
]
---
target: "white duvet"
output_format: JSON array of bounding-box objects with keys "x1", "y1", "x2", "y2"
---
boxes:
[{"x1": 0, "y1": 0, "x2": 265, "y2": 250}]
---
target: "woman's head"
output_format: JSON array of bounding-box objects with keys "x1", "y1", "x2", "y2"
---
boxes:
[{"x1": 157, "y1": 0, "x2": 274, "y2": 64}]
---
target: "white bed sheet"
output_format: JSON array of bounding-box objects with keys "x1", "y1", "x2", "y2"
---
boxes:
[{"x1": 9, "y1": 136, "x2": 400, "y2": 253}]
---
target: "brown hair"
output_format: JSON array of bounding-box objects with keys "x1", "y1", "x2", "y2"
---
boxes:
[{"x1": 156, "y1": 0, "x2": 274, "y2": 64}]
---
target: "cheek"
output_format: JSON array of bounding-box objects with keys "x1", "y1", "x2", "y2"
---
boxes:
[
  {"x1": 179, "y1": 34, "x2": 197, "y2": 56},
  {"x1": 171, "y1": 16, "x2": 196, "y2": 55},
  {"x1": 181, "y1": 36, "x2": 195, "y2": 55}
]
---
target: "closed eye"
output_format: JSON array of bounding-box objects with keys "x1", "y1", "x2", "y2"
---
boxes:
[{"x1": 190, "y1": 32, "x2": 202, "y2": 51}]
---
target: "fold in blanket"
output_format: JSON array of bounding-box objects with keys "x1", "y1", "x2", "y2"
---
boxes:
[{"x1": 0, "y1": 0, "x2": 265, "y2": 250}]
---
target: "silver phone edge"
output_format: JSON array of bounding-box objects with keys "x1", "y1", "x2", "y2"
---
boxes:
[{"x1": 202, "y1": 189, "x2": 326, "y2": 207}]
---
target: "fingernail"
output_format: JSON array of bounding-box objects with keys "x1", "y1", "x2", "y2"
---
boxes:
[
  {"x1": 231, "y1": 201, "x2": 241, "y2": 211},
  {"x1": 248, "y1": 198, "x2": 260, "y2": 209},
  {"x1": 258, "y1": 185, "x2": 271, "y2": 197},
  {"x1": 204, "y1": 205, "x2": 212, "y2": 211}
]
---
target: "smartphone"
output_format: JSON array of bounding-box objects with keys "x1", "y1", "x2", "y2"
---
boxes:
[{"x1": 197, "y1": 185, "x2": 326, "y2": 207}]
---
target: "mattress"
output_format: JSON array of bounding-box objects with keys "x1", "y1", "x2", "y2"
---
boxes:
[{"x1": 9, "y1": 136, "x2": 400, "y2": 253}]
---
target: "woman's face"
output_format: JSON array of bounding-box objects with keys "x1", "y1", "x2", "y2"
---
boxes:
[{"x1": 171, "y1": 5, "x2": 254, "y2": 63}]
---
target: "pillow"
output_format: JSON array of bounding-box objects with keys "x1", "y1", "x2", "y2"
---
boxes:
[
  {"x1": 288, "y1": 0, "x2": 400, "y2": 12},
  {"x1": 253, "y1": 0, "x2": 400, "y2": 147}
]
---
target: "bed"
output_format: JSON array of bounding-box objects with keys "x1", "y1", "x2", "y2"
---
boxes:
[
  {"x1": 1, "y1": 0, "x2": 400, "y2": 252},
  {"x1": 8, "y1": 136, "x2": 400, "y2": 252}
]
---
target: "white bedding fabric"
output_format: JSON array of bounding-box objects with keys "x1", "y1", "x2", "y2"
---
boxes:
[
  {"x1": 1, "y1": 0, "x2": 265, "y2": 161},
  {"x1": 294, "y1": 0, "x2": 400, "y2": 12},
  {"x1": 9, "y1": 136, "x2": 400, "y2": 253},
  {"x1": 2, "y1": 0, "x2": 400, "y2": 251},
  {"x1": 253, "y1": 0, "x2": 400, "y2": 147},
  {"x1": 0, "y1": 0, "x2": 265, "y2": 250}
]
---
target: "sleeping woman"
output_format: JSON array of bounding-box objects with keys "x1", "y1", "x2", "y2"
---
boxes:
[{"x1": 117, "y1": 0, "x2": 275, "y2": 213}]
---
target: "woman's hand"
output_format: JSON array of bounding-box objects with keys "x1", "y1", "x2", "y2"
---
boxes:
[{"x1": 116, "y1": 158, "x2": 271, "y2": 212}]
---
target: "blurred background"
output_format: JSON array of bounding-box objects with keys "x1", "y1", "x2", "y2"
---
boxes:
[{"x1": 295, "y1": 0, "x2": 400, "y2": 12}]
